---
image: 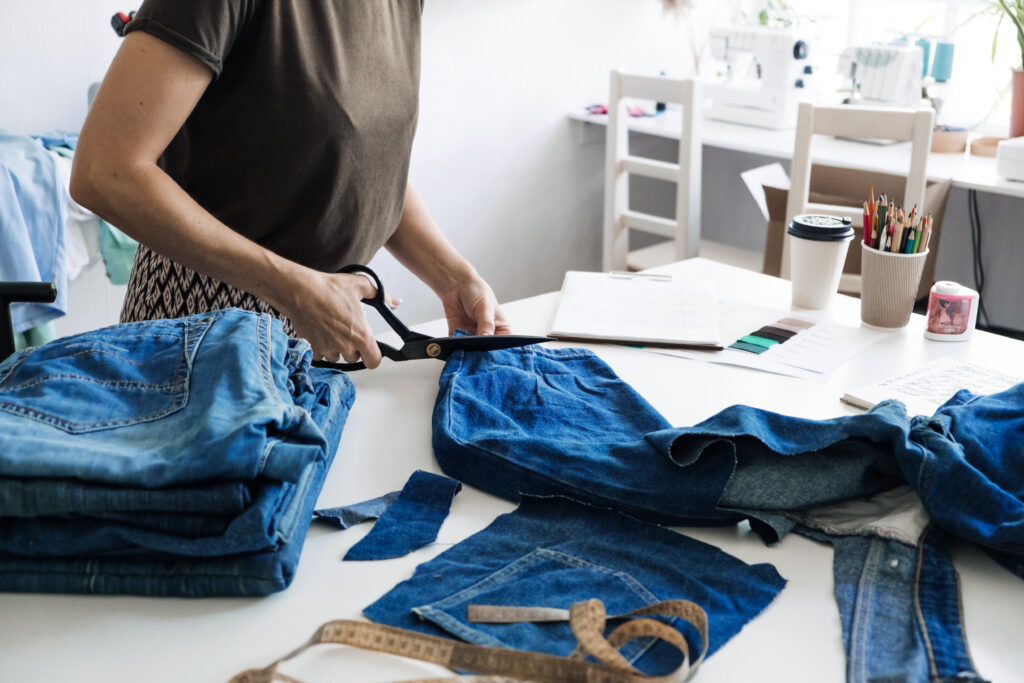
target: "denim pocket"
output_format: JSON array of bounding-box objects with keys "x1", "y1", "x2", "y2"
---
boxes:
[
  {"x1": 412, "y1": 547, "x2": 666, "y2": 664},
  {"x1": 0, "y1": 316, "x2": 213, "y2": 433}
]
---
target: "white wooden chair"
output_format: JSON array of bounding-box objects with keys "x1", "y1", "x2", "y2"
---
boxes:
[
  {"x1": 603, "y1": 71, "x2": 701, "y2": 272},
  {"x1": 781, "y1": 102, "x2": 934, "y2": 288}
]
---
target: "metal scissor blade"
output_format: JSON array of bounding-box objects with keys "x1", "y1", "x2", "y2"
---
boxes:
[{"x1": 403, "y1": 334, "x2": 551, "y2": 360}]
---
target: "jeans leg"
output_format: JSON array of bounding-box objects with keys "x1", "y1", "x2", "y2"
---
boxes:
[{"x1": 831, "y1": 528, "x2": 984, "y2": 683}]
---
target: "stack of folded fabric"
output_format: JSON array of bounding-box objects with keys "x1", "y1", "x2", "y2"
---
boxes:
[{"x1": 0, "y1": 308, "x2": 354, "y2": 597}]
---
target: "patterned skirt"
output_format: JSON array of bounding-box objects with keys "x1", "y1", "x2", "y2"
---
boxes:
[{"x1": 120, "y1": 244, "x2": 296, "y2": 336}]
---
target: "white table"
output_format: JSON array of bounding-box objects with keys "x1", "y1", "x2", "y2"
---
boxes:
[
  {"x1": 2, "y1": 259, "x2": 1023, "y2": 682},
  {"x1": 570, "y1": 110, "x2": 1024, "y2": 200}
]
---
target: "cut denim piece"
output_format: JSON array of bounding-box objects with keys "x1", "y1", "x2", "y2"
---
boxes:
[
  {"x1": 433, "y1": 343, "x2": 905, "y2": 531},
  {"x1": 430, "y1": 344, "x2": 1013, "y2": 682},
  {"x1": 365, "y1": 496, "x2": 785, "y2": 674},
  {"x1": 344, "y1": 470, "x2": 462, "y2": 561},
  {"x1": 315, "y1": 490, "x2": 401, "y2": 529},
  {"x1": 0, "y1": 310, "x2": 354, "y2": 596}
]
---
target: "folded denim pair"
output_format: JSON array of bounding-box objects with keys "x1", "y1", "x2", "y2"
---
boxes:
[{"x1": 0, "y1": 309, "x2": 354, "y2": 596}]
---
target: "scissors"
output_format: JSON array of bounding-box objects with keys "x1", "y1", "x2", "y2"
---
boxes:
[{"x1": 311, "y1": 264, "x2": 550, "y2": 371}]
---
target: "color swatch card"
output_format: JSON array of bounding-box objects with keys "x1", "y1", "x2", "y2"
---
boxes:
[{"x1": 653, "y1": 300, "x2": 887, "y2": 381}]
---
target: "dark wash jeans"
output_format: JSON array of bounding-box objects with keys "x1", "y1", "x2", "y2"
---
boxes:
[
  {"x1": 365, "y1": 496, "x2": 786, "y2": 675},
  {"x1": 432, "y1": 344, "x2": 1017, "y2": 681},
  {"x1": 0, "y1": 309, "x2": 354, "y2": 596}
]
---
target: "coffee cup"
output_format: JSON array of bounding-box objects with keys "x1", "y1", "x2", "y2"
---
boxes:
[{"x1": 787, "y1": 214, "x2": 855, "y2": 309}]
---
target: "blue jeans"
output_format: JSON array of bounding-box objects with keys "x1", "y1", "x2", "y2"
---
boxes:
[
  {"x1": 365, "y1": 496, "x2": 786, "y2": 674},
  {"x1": 432, "y1": 344, "x2": 1008, "y2": 682},
  {"x1": 0, "y1": 309, "x2": 354, "y2": 596}
]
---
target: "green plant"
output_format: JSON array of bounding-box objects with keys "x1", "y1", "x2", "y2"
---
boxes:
[{"x1": 995, "y1": 0, "x2": 1024, "y2": 69}]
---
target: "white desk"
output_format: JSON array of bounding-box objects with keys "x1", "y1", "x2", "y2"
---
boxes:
[
  {"x1": 570, "y1": 110, "x2": 1024, "y2": 200},
  {"x1": 2, "y1": 259, "x2": 1023, "y2": 682}
]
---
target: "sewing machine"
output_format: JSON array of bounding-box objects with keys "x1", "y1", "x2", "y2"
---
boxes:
[
  {"x1": 704, "y1": 26, "x2": 811, "y2": 130},
  {"x1": 837, "y1": 44, "x2": 924, "y2": 108}
]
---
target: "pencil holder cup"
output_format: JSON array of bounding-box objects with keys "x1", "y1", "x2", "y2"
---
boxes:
[{"x1": 860, "y1": 243, "x2": 929, "y2": 328}]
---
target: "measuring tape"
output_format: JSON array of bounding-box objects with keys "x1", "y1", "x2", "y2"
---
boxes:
[{"x1": 230, "y1": 598, "x2": 708, "y2": 683}]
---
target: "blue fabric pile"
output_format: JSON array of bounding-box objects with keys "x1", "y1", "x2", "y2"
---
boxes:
[
  {"x1": 427, "y1": 343, "x2": 1024, "y2": 682},
  {"x1": 0, "y1": 308, "x2": 354, "y2": 596}
]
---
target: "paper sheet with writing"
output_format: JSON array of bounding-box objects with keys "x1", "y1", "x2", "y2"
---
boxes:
[
  {"x1": 549, "y1": 271, "x2": 720, "y2": 347},
  {"x1": 651, "y1": 300, "x2": 887, "y2": 381},
  {"x1": 842, "y1": 357, "x2": 1022, "y2": 416}
]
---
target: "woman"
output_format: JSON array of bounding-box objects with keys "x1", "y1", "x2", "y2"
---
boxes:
[{"x1": 71, "y1": 0, "x2": 509, "y2": 369}]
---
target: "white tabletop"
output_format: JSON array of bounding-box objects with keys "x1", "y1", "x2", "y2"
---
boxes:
[
  {"x1": 570, "y1": 110, "x2": 1024, "y2": 200},
  {"x1": 2, "y1": 259, "x2": 1023, "y2": 682}
]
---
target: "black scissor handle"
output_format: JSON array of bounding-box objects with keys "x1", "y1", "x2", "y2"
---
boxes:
[
  {"x1": 337, "y1": 264, "x2": 417, "y2": 342},
  {"x1": 310, "y1": 264, "x2": 423, "y2": 372}
]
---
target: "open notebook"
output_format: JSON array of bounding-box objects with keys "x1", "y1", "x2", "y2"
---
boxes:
[
  {"x1": 841, "y1": 357, "x2": 1022, "y2": 416},
  {"x1": 548, "y1": 271, "x2": 721, "y2": 349}
]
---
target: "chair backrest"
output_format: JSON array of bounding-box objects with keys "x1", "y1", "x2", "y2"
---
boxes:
[
  {"x1": 781, "y1": 102, "x2": 934, "y2": 278},
  {"x1": 603, "y1": 71, "x2": 701, "y2": 272}
]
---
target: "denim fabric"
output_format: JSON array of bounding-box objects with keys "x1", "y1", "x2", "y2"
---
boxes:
[
  {"x1": 0, "y1": 362, "x2": 351, "y2": 596},
  {"x1": 433, "y1": 344, "x2": 905, "y2": 532},
  {"x1": 0, "y1": 311, "x2": 355, "y2": 596},
  {"x1": 431, "y1": 344, "x2": 1014, "y2": 682},
  {"x1": 365, "y1": 496, "x2": 785, "y2": 673},
  {"x1": 899, "y1": 385, "x2": 1024, "y2": 575},
  {"x1": 344, "y1": 470, "x2": 462, "y2": 561},
  {"x1": 831, "y1": 527, "x2": 982, "y2": 682},
  {"x1": 0, "y1": 477, "x2": 251, "y2": 517},
  {"x1": 0, "y1": 308, "x2": 327, "y2": 486},
  {"x1": 315, "y1": 490, "x2": 401, "y2": 529}
]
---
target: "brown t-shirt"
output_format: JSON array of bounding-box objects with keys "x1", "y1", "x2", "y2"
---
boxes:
[{"x1": 125, "y1": 0, "x2": 421, "y2": 272}]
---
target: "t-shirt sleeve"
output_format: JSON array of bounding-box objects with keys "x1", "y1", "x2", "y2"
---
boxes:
[{"x1": 124, "y1": 0, "x2": 262, "y2": 77}]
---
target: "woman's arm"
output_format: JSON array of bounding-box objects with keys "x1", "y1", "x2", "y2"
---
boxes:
[
  {"x1": 71, "y1": 31, "x2": 383, "y2": 366},
  {"x1": 385, "y1": 185, "x2": 510, "y2": 335}
]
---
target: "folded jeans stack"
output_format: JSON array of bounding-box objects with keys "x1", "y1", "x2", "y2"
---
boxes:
[{"x1": 0, "y1": 309, "x2": 354, "y2": 597}]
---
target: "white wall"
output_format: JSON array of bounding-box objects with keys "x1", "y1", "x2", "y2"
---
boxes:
[
  {"x1": 1, "y1": 0, "x2": 697, "y2": 334},
  {"x1": 0, "y1": 1, "x2": 122, "y2": 136},
  {"x1": 380, "y1": 0, "x2": 701, "y2": 327}
]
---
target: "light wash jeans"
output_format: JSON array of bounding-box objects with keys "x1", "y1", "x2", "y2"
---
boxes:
[{"x1": 0, "y1": 309, "x2": 354, "y2": 596}]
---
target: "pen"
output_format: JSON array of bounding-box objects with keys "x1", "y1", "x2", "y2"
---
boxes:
[{"x1": 863, "y1": 201, "x2": 870, "y2": 245}]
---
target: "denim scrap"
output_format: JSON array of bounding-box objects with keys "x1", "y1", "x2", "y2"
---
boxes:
[
  {"x1": 314, "y1": 490, "x2": 401, "y2": 529},
  {"x1": 343, "y1": 470, "x2": 462, "y2": 561},
  {"x1": 0, "y1": 310, "x2": 354, "y2": 596},
  {"x1": 430, "y1": 343, "x2": 1018, "y2": 682},
  {"x1": 365, "y1": 496, "x2": 785, "y2": 674}
]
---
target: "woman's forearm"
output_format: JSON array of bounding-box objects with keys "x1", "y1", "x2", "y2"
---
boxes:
[
  {"x1": 384, "y1": 184, "x2": 477, "y2": 295},
  {"x1": 71, "y1": 154, "x2": 304, "y2": 316}
]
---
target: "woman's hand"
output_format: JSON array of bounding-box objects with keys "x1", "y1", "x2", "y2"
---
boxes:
[
  {"x1": 438, "y1": 273, "x2": 511, "y2": 337},
  {"x1": 281, "y1": 270, "x2": 387, "y2": 368}
]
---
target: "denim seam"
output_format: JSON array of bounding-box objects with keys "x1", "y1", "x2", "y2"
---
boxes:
[
  {"x1": 270, "y1": 433, "x2": 323, "y2": 546},
  {"x1": 913, "y1": 527, "x2": 941, "y2": 682},
  {"x1": 0, "y1": 566, "x2": 289, "y2": 585},
  {"x1": 849, "y1": 537, "x2": 884, "y2": 682},
  {"x1": 912, "y1": 526, "x2": 980, "y2": 682},
  {"x1": 257, "y1": 313, "x2": 284, "y2": 406}
]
